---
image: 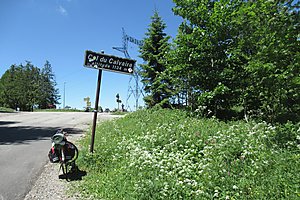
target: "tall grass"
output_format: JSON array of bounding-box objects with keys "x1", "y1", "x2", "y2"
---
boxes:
[{"x1": 72, "y1": 109, "x2": 300, "y2": 200}]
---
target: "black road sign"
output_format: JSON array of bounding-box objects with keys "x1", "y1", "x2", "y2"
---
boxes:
[{"x1": 84, "y1": 50, "x2": 136, "y2": 74}]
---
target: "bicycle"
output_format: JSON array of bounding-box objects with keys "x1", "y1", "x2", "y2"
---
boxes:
[{"x1": 48, "y1": 129, "x2": 79, "y2": 181}]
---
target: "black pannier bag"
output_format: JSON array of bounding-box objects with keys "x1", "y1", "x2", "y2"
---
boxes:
[
  {"x1": 63, "y1": 141, "x2": 76, "y2": 161},
  {"x1": 48, "y1": 141, "x2": 76, "y2": 163}
]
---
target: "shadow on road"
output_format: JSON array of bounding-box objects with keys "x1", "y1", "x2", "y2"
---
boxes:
[
  {"x1": 0, "y1": 121, "x2": 19, "y2": 126},
  {"x1": 0, "y1": 126, "x2": 84, "y2": 145}
]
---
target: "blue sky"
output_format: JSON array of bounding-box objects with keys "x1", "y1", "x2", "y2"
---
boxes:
[{"x1": 0, "y1": 0, "x2": 182, "y2": 110}]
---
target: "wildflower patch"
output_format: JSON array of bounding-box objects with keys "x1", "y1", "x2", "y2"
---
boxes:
[{"x1": 73, "y1": 109, "x2": 300, "y2": 200}]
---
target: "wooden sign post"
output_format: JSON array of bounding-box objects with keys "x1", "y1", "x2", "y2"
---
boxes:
[{"x1": 84, "y1": 50, "x2": 136, "y2": 153}]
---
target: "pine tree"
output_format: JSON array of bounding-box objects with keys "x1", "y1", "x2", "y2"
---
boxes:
[
  {"x1": 0, "y1": 65, "x2": 22, "y2": 110},
  {"x1": 0, "y1": 62, "x2": 41, "y2": 111},
  {"x1": 38, "y1": 60, "x2": 60, "y2": 109},
  {"x1": 0, "y1": 61, "x2": 60, "y2": 111},
  {"x1": 139, "y1": 11, "x2": 171, "y2": 108}
]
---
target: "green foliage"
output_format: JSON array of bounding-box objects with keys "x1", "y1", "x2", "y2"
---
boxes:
[
  {"x1": 72, "y1": 109, "x2": 300, "y2": 199},
  {"x1": 273, "y1": 122, "x2": 300, "y2": 150},
  {"x1": 0, "y1": 61, "x2": 60, "y2": 111},
  {"x1": 236, "y1": 0, "x2": 300, "y2": 123},
  {"x1": 139, "y1": 11, "x2": 172, "y2": 108},
  {"x1": 162, "y1": 0, "x2": 300, "y2": 123},
  {"x1": 111, "y1": 110, "x2": 127, "y2": 115}
]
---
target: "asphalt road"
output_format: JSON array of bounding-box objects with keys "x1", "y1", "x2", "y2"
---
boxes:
[{"x1": 0, "y1": 112, "x2": 115, "y2": 200}]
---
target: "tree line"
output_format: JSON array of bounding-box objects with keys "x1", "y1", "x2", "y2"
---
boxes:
[
  {"x1": 139, "y1": 0, "x2": 299, "y2": 123},
  {"x1": 0, "y1": 61, "x2": 60, "y2": 111}
]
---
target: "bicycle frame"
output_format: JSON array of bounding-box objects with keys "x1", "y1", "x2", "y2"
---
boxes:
[{"x1": 50, "y1": 130, "x2": 79, "y2": 181}]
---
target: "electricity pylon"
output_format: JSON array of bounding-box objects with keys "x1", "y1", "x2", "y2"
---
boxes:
[{"x1": 113, "y1": 28, "x2": 144, "y2": 111}]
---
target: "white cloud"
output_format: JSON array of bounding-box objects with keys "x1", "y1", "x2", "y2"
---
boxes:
[{"x1": 57, "y1": 5, "x2": 68, "y2": 16}]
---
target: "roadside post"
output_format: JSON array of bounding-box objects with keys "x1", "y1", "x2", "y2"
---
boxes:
[
  {"x1": 90, "y1": 68, "x2": 102, "y2": 153},
  {"x1": 83, "y1": 50, "x2": 136, "y2": 153}
]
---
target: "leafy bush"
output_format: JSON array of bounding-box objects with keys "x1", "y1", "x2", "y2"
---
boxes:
[{"x1": 73, "y1": 109, "x2": 300, "y2": 200}]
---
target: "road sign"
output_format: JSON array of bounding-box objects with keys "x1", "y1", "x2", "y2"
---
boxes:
[
  {"x1": 84, "y1": 50, "x2": 136, "y2": 74},
  {"x1": 83, "y1": 50, "x2": 136, "y2": 152}
]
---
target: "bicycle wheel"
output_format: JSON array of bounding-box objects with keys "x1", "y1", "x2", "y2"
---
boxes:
[
  {"x1": 59, "y1": 142, "x2": 79, "y2": 181},
  {"x1": 67, "y1": 141, "x2": 79, "y2": 162}
]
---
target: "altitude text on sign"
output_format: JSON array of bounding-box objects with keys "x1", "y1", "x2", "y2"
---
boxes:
[{"x1": 84, "y1": 50, "x2": 136, "y2": 74}]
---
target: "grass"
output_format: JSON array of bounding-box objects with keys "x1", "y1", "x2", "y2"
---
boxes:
[
  {"x1": 111, "y1": 111, "x2": 128, "y2": 115},
  {"x1": 0, "y1": 107, "x2": 15, "y2": 113},
  {"x1": 33, "y1": 108, "x2": 84, "y2": 112},
  {"x1": 71, "y1": 109, "x2": 300, "y2": 200}
]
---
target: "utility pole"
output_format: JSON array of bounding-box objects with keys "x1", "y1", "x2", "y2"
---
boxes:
[
  {"x1": 116, "y1": 93, "x2": 122, "y2": 111},
  {"x1": 63, "y1": 82, "x2": 66, "y2": 108}
]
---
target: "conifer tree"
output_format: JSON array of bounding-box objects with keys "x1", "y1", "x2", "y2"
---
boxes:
[
  {"x1": 139, "y1": 11, "x2": 171, "y2": 108},
  {"x1": 0, "y1": 61, "x2": 60, "y2": 111},
  {"x1": 38, "y1": 60, "x2": 60, "y2": 109}
]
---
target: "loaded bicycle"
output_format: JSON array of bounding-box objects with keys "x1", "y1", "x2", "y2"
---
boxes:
[{"x1": 48, "y1": 129, "x2": 79, "y2": 181}]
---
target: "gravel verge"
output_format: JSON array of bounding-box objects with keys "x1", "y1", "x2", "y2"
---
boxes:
[{"x1": 24, "y1": 114, "x2": 123, "y2": 200}]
